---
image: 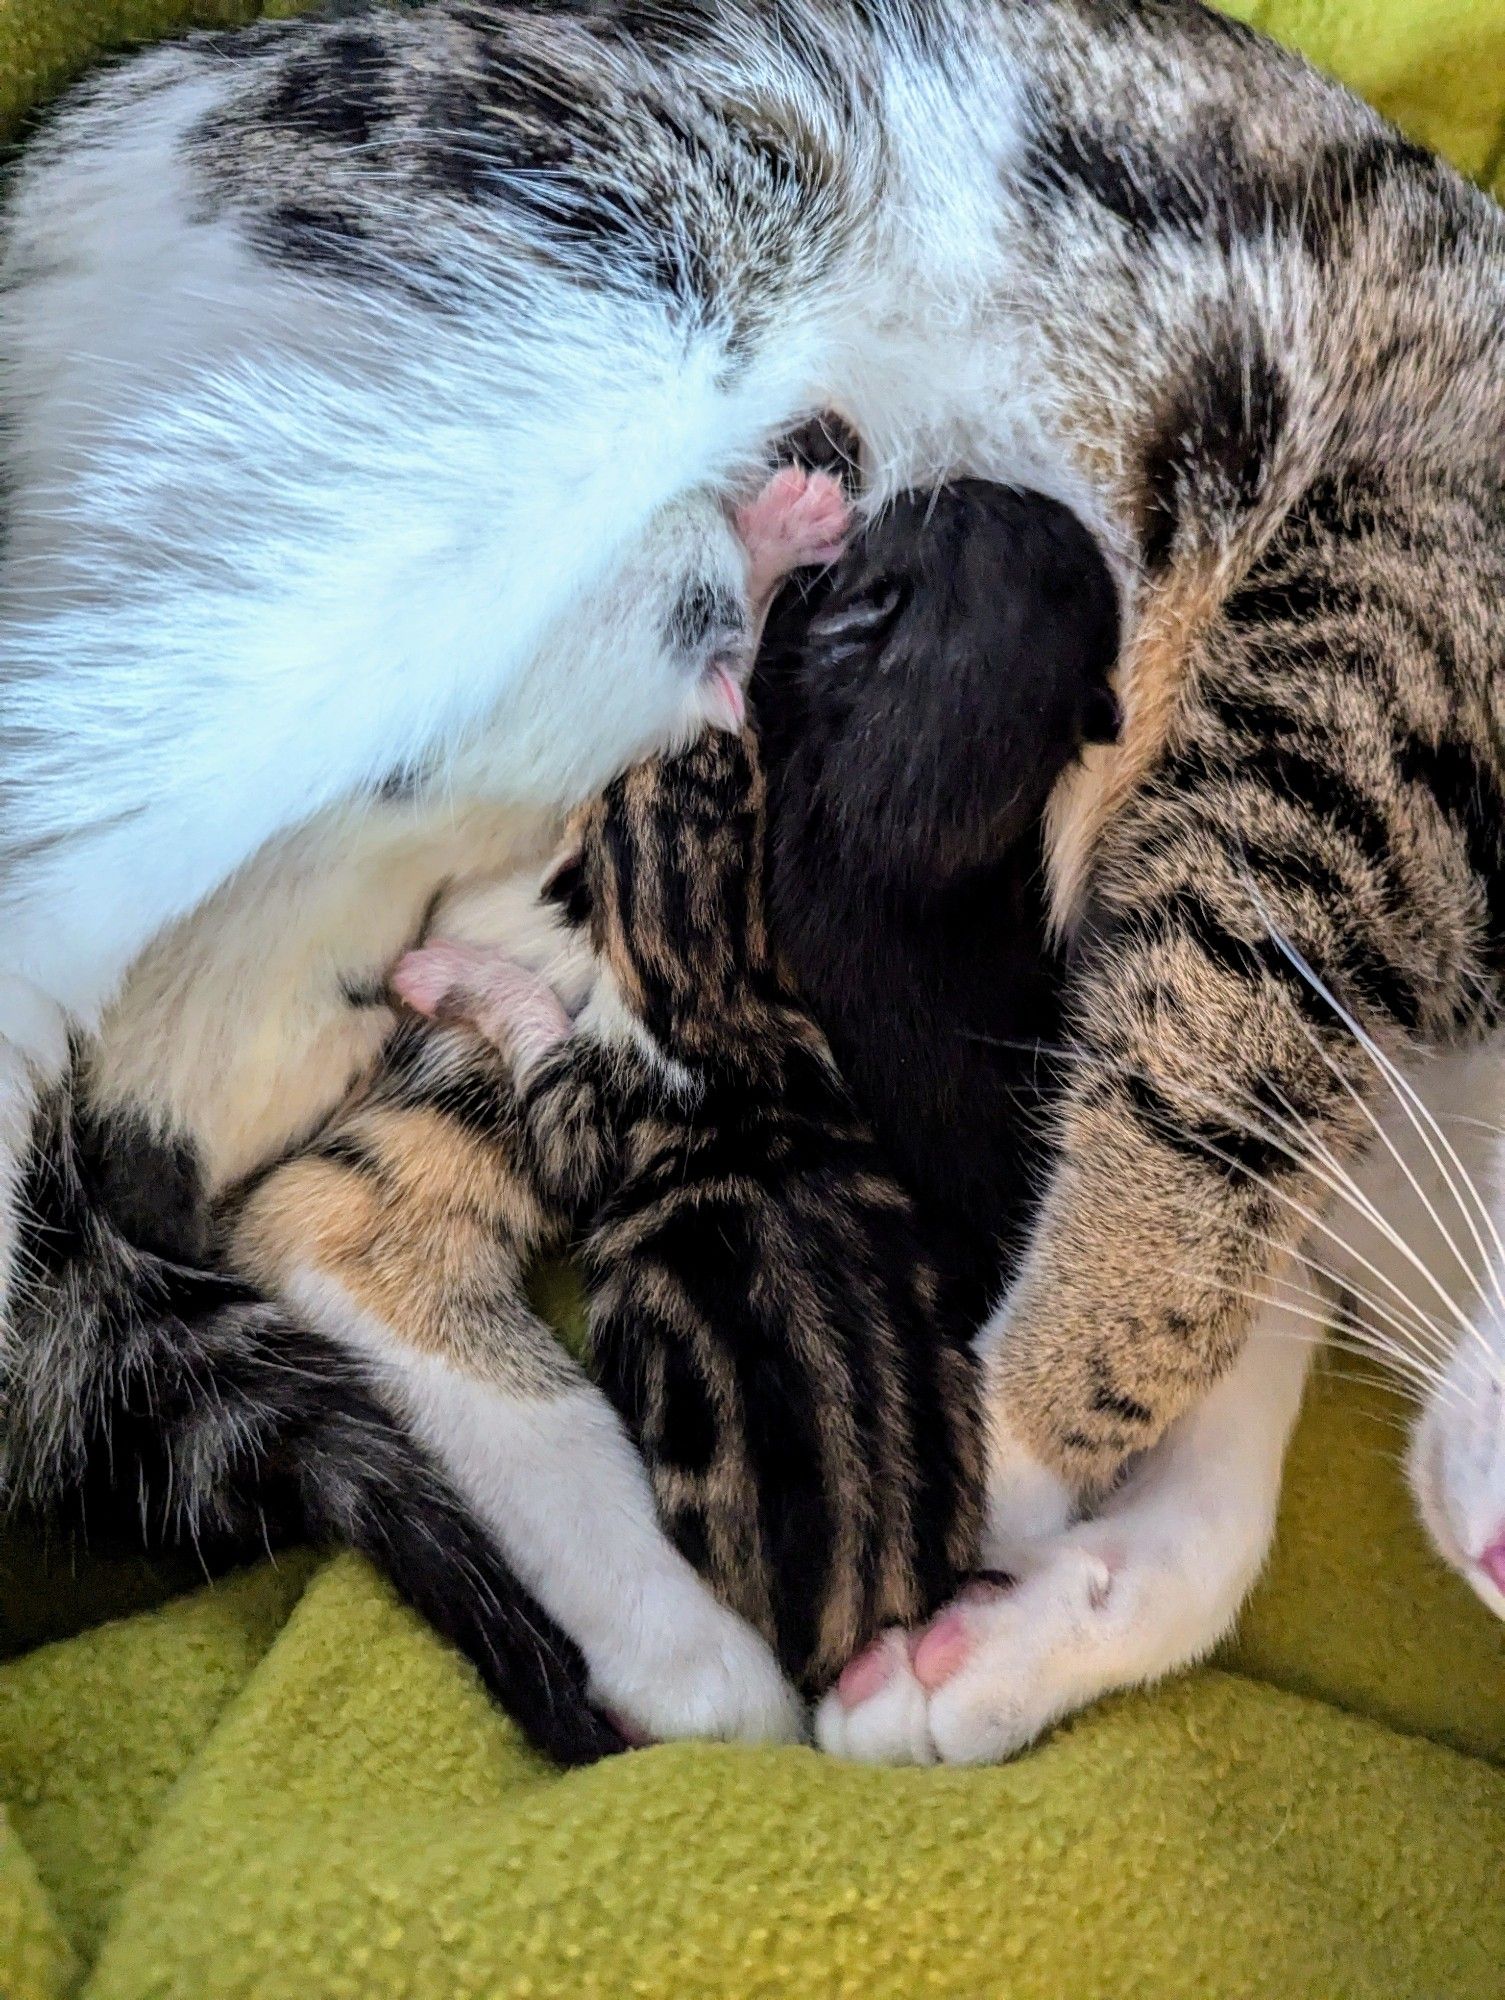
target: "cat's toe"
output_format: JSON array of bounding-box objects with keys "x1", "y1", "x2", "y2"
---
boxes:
[
  {"x1": 923, "y1": 1549, "x2": 1119, "y2": 1765},
  {"x1": 814, "y1": 1630, "x2": 934, "y2": 1765}
]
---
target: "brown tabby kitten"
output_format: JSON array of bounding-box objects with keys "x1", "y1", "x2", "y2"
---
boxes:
[{"x1": 233, "y1": 726, "x2": 984, "y2": 1698}]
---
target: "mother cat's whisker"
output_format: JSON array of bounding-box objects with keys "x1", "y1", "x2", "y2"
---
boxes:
[
  {"x1": 974, "y1": 1028, "x2": 1490, "y2": 1359},
  {"x1": 1228, "y1": 1243, "x2": 1453, "y2": 1377},
  {"x1": 1173, "y1": 1268, "x2": 1462, "y2": 1409},
  {"x1": 972, "y1": 1032, "x2": 1470, "y2": 1350},
  {"x1": 1253, "y1": 914, "x2": 1505, "y2": 1334}
]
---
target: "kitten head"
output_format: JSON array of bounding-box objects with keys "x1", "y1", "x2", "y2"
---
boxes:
[{"x1": 540, "y1": 727, "x2": 776, "y2": 1058}]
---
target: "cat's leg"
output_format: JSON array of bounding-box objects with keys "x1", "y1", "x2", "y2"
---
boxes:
[
  {"x1": 816, "y1": 1298, "x2": 1311, "y2": 1764},
  {"x1": 290, "y1": 1264, "x2": 803, "y2": 1748},
  {"x1": 285, "y1": 979, "x2": 804, "y2": 1747}
]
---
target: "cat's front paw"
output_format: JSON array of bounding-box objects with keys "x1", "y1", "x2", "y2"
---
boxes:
[
  {"x1": 817, "y1": 1538, "x2": 1148, "y2": 1767},
  {"x1": 591, "y1": 1583, "x2": 805, "y2": 1748}
]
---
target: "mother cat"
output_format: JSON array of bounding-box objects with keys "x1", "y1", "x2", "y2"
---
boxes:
[{"x1": 2, "y1": 0, "x2": 1502, "y2": 1763}]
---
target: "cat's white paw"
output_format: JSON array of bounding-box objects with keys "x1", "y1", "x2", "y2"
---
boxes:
[
  {"x1": 816, "y1": 1542, "x2": 1149, "y2": 1768},
  {"x1": 591, "y1": 1583, "x2": 805, "y2": 1747},
  {"x1": 921, "y1": 1550, "x2": 1123, "y2": 1765},
  {"x1": 814, "y1": 1630, "x2": 935, "y2": 1765}
]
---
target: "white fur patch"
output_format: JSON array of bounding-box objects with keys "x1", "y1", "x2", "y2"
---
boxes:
[{"x1": 288, "y1": 1268, "x2": 803, "y2": 1746}]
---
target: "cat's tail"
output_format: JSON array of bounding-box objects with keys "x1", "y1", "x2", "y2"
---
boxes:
[{"x1": 1, "y1": 1067, "x2": 622, "y2": 1768}]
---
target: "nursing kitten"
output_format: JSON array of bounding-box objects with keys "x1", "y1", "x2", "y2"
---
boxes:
[
  {"x1": 239, "y1": 724, "x2": 986, "y2": 1701},
  {"x1": 755, "y1": 475, "x2": 1122, "y2": 1327},
  {"x1": 3, "y1": 0, "x2": 1504, "y2": 1766}
]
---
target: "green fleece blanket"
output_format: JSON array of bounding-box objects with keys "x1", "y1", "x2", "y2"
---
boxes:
[{"x1": 2, "y1": 5, "x2": 1504, "y2": 1996}]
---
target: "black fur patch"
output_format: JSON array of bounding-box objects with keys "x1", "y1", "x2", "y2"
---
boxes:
[
  {"x1": 75, "y1": 1109, "x2": 210, "y2": 1265},
  {"x1": 1117, "y1": 1067, "x2": 1291, "y2": 1185},
  {"x1": 666, "y1": 579, "x2": 743, "y2": 655},
  {"x1": 1297, "y1": 133, "x2": 1441, "y2": 267},
  {"x1": 340, "y1": 970, "x2": 393, "y2": 1010},
  {"x1": 263, "y1": 32, "x2": 393, "y2": 146},
  {"x1": 254, "y1": 200, "x2": 373, "y2": 275},
  {"x1": 1396, "y1": 728, "x2": 1505, "y2": 977},
  {"x1": 1141, "y1": 329, "x2": 1288, "y2": 569},
  {"x1": 541, "y1": 853, "x2": 594, "y2": 930}
]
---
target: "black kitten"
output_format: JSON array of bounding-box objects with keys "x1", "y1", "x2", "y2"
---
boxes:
[{"x1": 752, "y1": 477, "x2": 1120, "y2": 1327}]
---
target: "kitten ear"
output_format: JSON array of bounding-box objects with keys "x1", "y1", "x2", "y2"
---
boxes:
[
  {"x1": 540, "y1": 841, "x2": 592, "y2": 927},
  {"x1": 808, "y1": 574, "x2": 908, "y2": 655}
]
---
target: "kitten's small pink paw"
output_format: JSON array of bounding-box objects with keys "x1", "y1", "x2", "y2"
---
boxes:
[
  {"x1": 393, "y1": 941, "x2": 572, "y2": 1065},
  {"x1": 391, "y1": 941, "x2": 494, "y2": 1020},
  {"x1": 737, "y1": 464, "x2": 850, "y2": 600}
]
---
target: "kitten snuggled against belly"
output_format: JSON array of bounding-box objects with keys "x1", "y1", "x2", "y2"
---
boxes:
[
  {"x1": 229, "y1": 460, "x2": 982, "y2": 1719},
  {"x1": 755, "y1": 466, "x2": 1123, "y2": 1325},
  {"x1": 390, "y1": 719, "x2": 987, "y2": 1696}
]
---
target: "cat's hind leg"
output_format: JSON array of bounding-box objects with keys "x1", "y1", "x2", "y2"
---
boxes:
[
  {"x1": 233, "y1": 1017, "x2": 803, "y2": 1751},
  {"x1": 816, "y1": 1304, "x2": 1310, "y2": 1764}
]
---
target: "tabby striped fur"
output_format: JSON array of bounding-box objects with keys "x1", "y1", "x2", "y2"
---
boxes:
[
  {"x1": 239, "y1": 726, "x2": 986, "y2": 1696},
  {"x1": 2, "y1": 0, "x2": 1502, "y2": 1764}
]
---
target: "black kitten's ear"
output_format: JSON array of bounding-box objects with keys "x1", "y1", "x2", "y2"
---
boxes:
[
  {"x1": 540, "y1": 844, "x2": 591, "y2": 928},
  {"x1": 808, "y1": 573, "x2": 909, "y2": 654}
]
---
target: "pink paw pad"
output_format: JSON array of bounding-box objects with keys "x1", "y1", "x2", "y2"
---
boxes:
[
  {"x1": 737, "y1": 464, "x2": 850, "y2": 599},
  {"x1": 836, "y1": 1633, "x2": 901, "y2": 1710}
]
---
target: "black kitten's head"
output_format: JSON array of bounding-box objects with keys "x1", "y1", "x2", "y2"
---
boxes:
[
  {"x1": 754, "y1": 479, "x2": 1122, "y2": 883},
  {"x1": 826, "y1": 481, "x2": 1120, "y2": 748}
]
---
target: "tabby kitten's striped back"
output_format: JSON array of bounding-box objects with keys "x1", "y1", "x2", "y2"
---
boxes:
[{"x1": 385, "y1": 725, "x2": 987, "y2": 1694}]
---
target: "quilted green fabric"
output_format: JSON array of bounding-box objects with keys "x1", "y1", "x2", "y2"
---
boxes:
[{"x1": 2, "y1": 5, "x2": 1503, "y2": 1995}]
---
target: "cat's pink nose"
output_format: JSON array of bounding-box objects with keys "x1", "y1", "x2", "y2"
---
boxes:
[{"x1": 1479, "y1": 1532, "x2": 1505, "y2": 1597}]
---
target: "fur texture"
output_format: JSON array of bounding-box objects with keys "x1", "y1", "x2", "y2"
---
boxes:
[
  {"x1": 2, "y1": 0, "x2": 1503, "y2": 1763},
  {"x1": 755, "y1": 474, "x2": 1121, "y2": 1325},
  {"x1": 391, "y1": 725, "x2": 986, "y2": 1695}
]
